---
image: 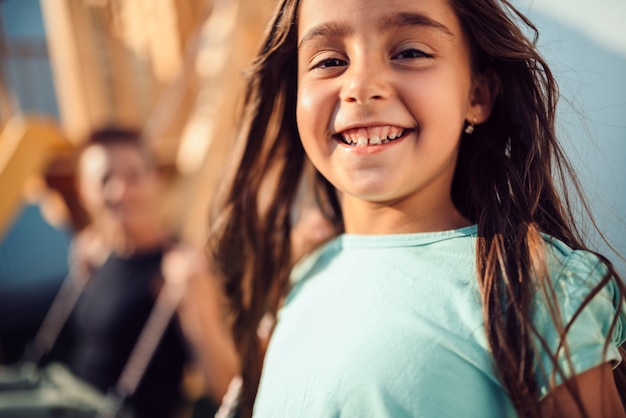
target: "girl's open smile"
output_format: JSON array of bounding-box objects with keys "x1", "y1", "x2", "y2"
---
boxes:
[{"x1": 336, "y1": 125, "x2": 410, "y2": 147}]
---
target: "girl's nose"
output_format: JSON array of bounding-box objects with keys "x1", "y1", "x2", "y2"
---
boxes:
[{"x1": 340, "y1": 54, "x2": 391, "y2": 104}]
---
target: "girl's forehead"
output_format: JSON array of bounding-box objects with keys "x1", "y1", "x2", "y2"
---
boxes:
[{"x1": 297, "y1": 0, "x2": 462, "y2": 39}]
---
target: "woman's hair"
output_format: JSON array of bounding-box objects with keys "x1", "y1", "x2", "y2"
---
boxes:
[
  {"x1": 208, "y1": 0, "x2": 626, "y2": 416},
  {"x1": 76, "y1": 126, "x2": 151, "y2": 167}
]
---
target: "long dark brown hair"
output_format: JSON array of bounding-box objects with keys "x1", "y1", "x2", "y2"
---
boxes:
[{"x1": 208, "y1": 0, "x2": 626, "y2": 416}]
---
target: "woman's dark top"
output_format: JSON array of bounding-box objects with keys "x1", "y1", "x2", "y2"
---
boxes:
[{"x1": 69, "y1": 247, "x2": 187, "y2": 418}]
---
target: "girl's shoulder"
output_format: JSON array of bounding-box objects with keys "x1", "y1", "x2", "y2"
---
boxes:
[
  {"x1": 540, "y1": 234, "x2": 611, "y2": 288},
  {"x1": 533, "y1": 234, "x2": 625, "y2": 397}
]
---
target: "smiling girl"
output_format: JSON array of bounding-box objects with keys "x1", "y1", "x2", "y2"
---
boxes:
[{"x1": 209, "y1": 0, "x2": 626, "y2": 417}]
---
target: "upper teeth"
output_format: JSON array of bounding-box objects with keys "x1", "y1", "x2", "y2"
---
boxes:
[{"x1": 341, "y1": 126, "x2": 405, "y2": 146}]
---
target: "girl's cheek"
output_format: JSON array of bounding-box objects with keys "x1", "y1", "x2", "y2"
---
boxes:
[
  {"x1": 296, "y1": 88, "x2": 315, "y2": 117},
  {"x1": 299, "y1": 89, "x2": 327, "y2": 119},
  {"x1": 296, "y1": 97, "x2": 313, "y2": 133}
]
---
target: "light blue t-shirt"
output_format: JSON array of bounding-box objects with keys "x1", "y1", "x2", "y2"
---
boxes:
[{"x1": 253, "y1": 226, "x2": 625, "y2": 417}]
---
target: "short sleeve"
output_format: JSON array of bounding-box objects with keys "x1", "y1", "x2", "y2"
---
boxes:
[{"x1": 532, "y1": 240, "x2": 626, "y2": 398}]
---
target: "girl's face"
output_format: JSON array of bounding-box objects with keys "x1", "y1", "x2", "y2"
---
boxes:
[{"x1": 296, "y1": 0, "x2": 492, "y2": 233}]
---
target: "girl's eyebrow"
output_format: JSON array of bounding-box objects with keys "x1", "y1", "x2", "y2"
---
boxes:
[
  {"x1": 298, "y1": 11, "x2": 454, "y2": 49},
  {"x1": 298, "y1": 22, "x2": 349, "y2": 50},
  {"x1": 380, "y1": 12, "x2": 454, "y2": 38}
]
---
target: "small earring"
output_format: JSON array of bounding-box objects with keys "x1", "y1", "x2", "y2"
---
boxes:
[{"x1": 464, "y1": 116, "x2": 476, "y2": 135}]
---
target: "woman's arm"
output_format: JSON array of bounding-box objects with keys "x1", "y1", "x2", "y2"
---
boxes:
[{"x1": 162, "y1": 244, "x2": 240, "y2": 403}]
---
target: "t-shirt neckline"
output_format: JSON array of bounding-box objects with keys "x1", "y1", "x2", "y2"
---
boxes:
[{"x1": 338, "y1": 224, "x2": 478, "y2": 249}]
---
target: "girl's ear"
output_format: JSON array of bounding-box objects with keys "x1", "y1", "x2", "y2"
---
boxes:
[{"x1": 467, "y1": 71, "x2": 499, "y2": 124}]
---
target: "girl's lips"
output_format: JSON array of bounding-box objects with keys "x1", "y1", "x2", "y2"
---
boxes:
[{"x1": 333, "y1": 128, "x2": 413, "y2": 155}]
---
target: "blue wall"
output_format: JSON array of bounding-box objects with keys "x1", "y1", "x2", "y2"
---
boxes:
[
  {"x1": 1, "y1": 0, "x2": 59, "y2": 118},
  {"x1": 512, "y1": 0, "x2": 626, "y2": 275},
  {"x1": 0, "y1": 0, "x2": 70, "y2": 291}
]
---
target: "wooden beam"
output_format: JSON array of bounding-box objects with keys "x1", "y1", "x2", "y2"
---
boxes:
[
  {"x1": 39, "y1": 0, "x2": 91, "y2": 144},
  {"x1": 178, "y1": 0, "x2": 275, "y2": 246}
]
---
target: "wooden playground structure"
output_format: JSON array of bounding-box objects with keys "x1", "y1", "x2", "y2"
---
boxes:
[{"x1": 0, "y1": 0, "x2": 275, "y2": 245}]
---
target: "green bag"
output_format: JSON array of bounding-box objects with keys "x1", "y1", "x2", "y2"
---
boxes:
[
  {"x1": 0, "y1": 361, "x2": 124, "y2": 418},
  {"x1": 0, "y1": 266, "x2": 183, "y2": 417}
]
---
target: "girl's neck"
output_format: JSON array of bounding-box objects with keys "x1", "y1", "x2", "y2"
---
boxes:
[{"x1": 340, "y1": 195, "x2": 470, "y2": 235}]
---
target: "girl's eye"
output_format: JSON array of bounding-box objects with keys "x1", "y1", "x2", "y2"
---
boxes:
[
  {"x1": 313, "y1": 58, "x2": 347, "y2": 69},
  {"x1": 393, "y1": 48, "x2": 432, "y2": 60}
]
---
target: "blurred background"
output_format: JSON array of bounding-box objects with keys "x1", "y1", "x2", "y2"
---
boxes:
[
  {"x1": 0, "y1": 0, "x2": 624, "y2": 396},
  {"x1": 0, "y1": 1, "x2": 275, "y2": 412}
]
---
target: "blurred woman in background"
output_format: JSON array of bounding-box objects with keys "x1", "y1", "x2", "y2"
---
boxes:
[{"x1": 69, "y1": 127, "x2": 238, "y2": 417}]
